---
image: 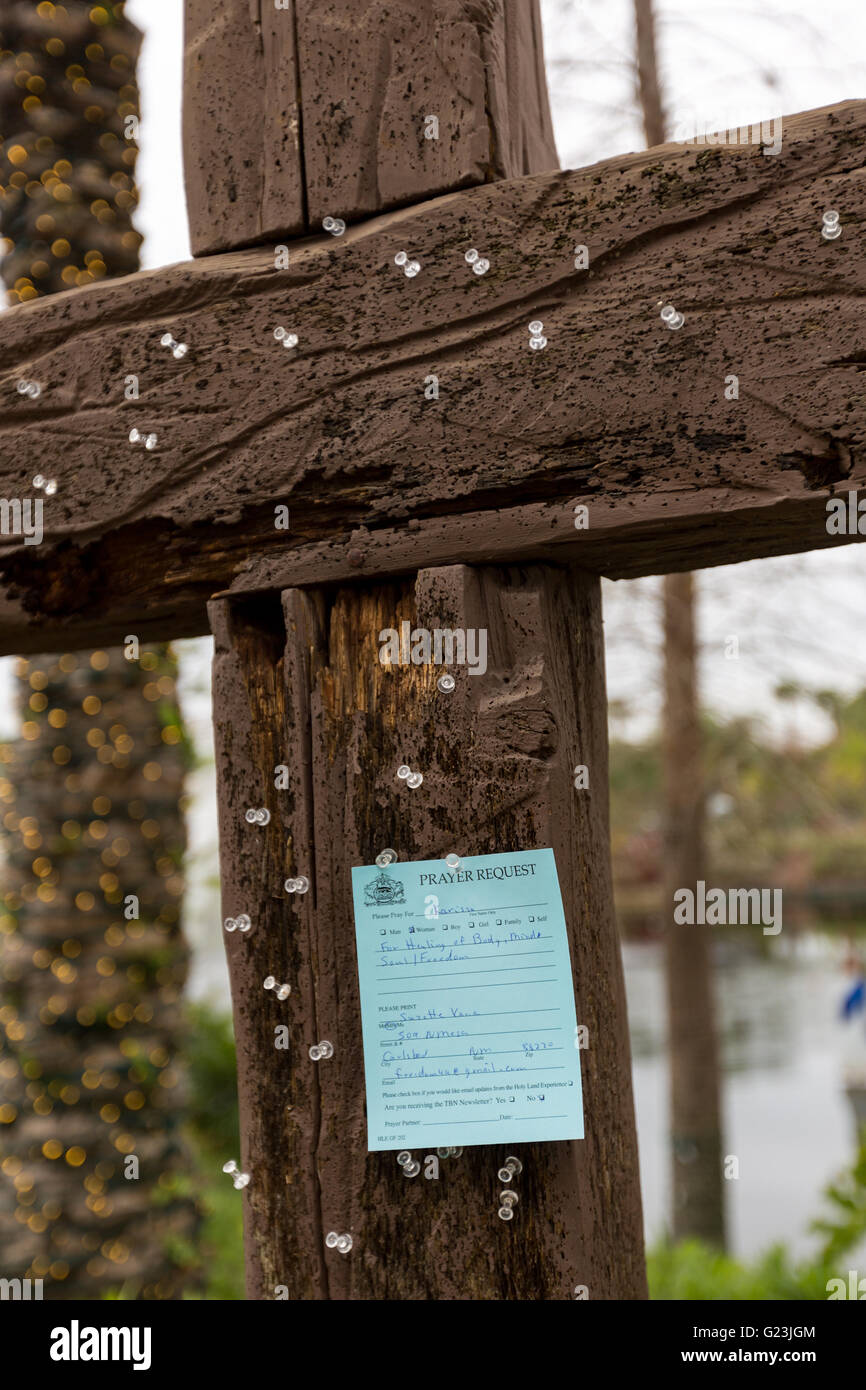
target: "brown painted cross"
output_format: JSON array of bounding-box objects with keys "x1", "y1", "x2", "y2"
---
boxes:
[{"x1": 0, "y1": 1, "x2": 863, "y2": 1300}]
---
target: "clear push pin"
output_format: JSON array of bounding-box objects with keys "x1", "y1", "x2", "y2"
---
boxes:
[
  {"x1": 406, "y1": 771, "x2": 423, "y2": 789},
  {"x1": 33, "y1": 475, "x2": 45, "y2": 489},
  {"x1": 528, "y1": 319, "x2": 547, "y2": 350},
  {"x1": 245, "y1": 808, "x2": 271, "y2": 825},
  {"x1": 264, "y1": 976, "x2": 291, "y2": 999},
  {"x1": 16, "y1": 380, "x2": 41, "y2": 398},
  {"x1": 445, "y1": 853, "x2": 460, "y2": 870},
  {"x1": 395, "y1": 251, "x2": 421, "y2": 277},
  {"x1": 396, "y1": 765, "x2": 411, "y2": 780},
  {"x1": 325, "y1": 1231, "x2": 353, "y2": 1252},
  {"x1": 375, "y1": 849, "x2": 397, "y2": 867},
  {"x1": 660, "y1": 303, "x2": 684, "y2": 330},
  {"x1": 323, "y1": 216, "x2": 346, "y2": 236},
  {"x1": 44, "y1": 480, "x2": 57, "y2": 495},
  {"x1": 822, "y1": 209, "x2": 841, "y2": 241},
  {"x1": 160, "y1": 332, "x2": 188, "y2": 359},
  {"x1": 222, "y1": 1159, "x2": 251, "y2": 1190},
  {"x1": 465, "y1": 249, "x2": 490, "y2": 275},
  {"x1": 437, "y1": 673, "x2": 456, "y2": 693},
  {"x1": 309, "y1": 1040, "x2": 334, "y2": 1061},
  {"x1": 285, "y1": 875, "x2": 310, "y2": 894},
  {"x1": 129, "y1": 428, "x2": 158, "y2": 448},
  {"x1": 274, "y1": 326, "x2": 299, "y2": 348},
  {"x1": 497, "y1": 1155, "x2": 523, "y2": 1182}
]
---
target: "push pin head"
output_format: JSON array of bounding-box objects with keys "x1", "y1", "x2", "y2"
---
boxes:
[
  {"x1": 498, "y1": 1205, "x2": 514, "y2": 1221},
  {"x1": 325, "y1": 1231, "x2": 353, "y2": 1252},
  {"x1": 406, "y1": 771, "x2": 423, "y2": 788},
  {"x1": 264, "y1": 975, "x2": 292, "y2": 999},
  {"x1": 222, "y1": 1159, "x2": 250, "y2": 1190},
  {"x1": 236, "y1": 914, "x2": 252, "y2": 932},
  {"x1": 274, "y1": 327, "x2": 299, "y2": 348},
  {"x1": 402, "y1": 1159, "x2": 421, "y2": 1177},
  {"x1": 528, "y1": 320, "x2": 547, "y2": 350},
  {"x1": 32, "y1": 475, "x2": 45, "y2": 490},
  {"x1": 396, "y1": 765, "x2": 411, "y2": 780},
  {"x1": 497, "y1": 1155, "x2": 523, "y2": 1181},
  {"x1": 396, "y1": 1151, "x2": 412, "y2": 1166},
  {"x1": 376, "y1": 849, "x2": 397, "y2": 867},
  {"x1": 44, "y1": 480, "x2": 57, "y2": 496},
  {"x1": 285, "y1": 875, "x2": 310, "y2": 894},
  {"x1": 465, "y1": 249, "x2": 490, "y2": 275},
  {"x1": 822, "y1": 209, "x2": 841, "y2": 240},
  {"x1": 660, "y1": 303, "x2": 685, "y2": 330},
  {"x1": 145, "y1": 434, "x2": 158, "y2": 450},
  {"x1": 395, "y1": 252, "x2": 421, "y2": 277},
  {"x1": 323, "y1": 216, "x2": 346, "y2": 236},
  {"x1": 437, "y1": 673, "x2": 456, "y2": 693},
  {"x1": 445, "y1": 853, "x2": 460, "y2": 869},
  {"x1": 309, "y1": 1040, "x2": 334, "y2": 1061}
]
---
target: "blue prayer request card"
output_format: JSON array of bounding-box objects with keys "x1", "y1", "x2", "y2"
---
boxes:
[{"x1": 350, "y1": 848, "x2": 585, "y2": 1151}]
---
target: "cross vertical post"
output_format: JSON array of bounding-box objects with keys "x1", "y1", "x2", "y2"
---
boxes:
[{"x1": 195, "y1": 0, "x2": 645, "y2": 1298}]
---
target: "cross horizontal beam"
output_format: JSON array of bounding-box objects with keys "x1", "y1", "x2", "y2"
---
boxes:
[{"x1": 0, "y1": 100, "x2": 864, "y2": 654}]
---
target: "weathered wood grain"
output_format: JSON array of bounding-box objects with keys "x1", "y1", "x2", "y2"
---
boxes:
[
  {"x1": 1, "y1": 100, "x2": 865, "y2": 653},
  {"x1": 210, "y1": 563, "x2": 646, "y2": 1299},
  {"x1": 183, "y1": 0, "x2": 558, "y2": 255}
]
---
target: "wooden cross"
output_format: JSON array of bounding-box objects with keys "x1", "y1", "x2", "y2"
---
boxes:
[{"x1": 1, "y1": 0, "x2": 863, "y2": 1299}]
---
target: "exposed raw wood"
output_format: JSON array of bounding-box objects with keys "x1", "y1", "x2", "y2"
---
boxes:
[
  {"x1": 2, "y1": 100, "x2": 865, "y2": 654},
  {"x1": 183, "y1": 0, "x2": 558, "y2": 255},
  {"x1": 210, "y1": 563, "x2": 646, "y2": 1299}
]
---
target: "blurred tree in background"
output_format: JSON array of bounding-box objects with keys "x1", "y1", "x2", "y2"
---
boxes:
[
  {"x1": 0, "y1": 1, "x2": 199, "y2": 1299},
  {"x1": 611, "y1": 687, "x2": 866, "y2": 931}
]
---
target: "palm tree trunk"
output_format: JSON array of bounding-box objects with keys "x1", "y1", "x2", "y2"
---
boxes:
[{"x1": 0, "y1": 3, "x2": 199, "y2": 1297}]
